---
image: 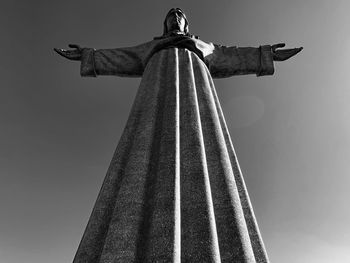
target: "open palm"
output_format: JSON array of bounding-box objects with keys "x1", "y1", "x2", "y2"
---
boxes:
[
  {"x1": 272, "y1": 43, "x2": 303, "y2": 61},
  {"x1": 54, "y1": 44, "x2": 82, "y2": 61}
]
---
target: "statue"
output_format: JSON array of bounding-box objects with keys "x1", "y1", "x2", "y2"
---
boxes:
[{"x1": 55, "y1": 8, "x2": 302, "y2": 263}]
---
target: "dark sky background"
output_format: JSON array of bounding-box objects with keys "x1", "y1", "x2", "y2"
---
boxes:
[{"x1": 1, "y1": 0, "x2": 350, "y2": 262}]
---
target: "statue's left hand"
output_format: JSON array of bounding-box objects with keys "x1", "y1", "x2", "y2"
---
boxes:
[
  {"x1": 272, "y1": 43, "x2": 303, "y2": 61},
  {"x1": 54, "y1": 44, "x2": 82, "y2": 61}
]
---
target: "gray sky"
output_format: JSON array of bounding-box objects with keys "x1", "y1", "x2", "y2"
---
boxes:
[{"x1": 1, "y1": 0, "x2": 350, "y2": 262}]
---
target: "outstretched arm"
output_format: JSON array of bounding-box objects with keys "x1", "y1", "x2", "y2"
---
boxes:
[
  {"x1": 54, "y1": 43, "x2": 150, "y2": 77},
  {"x1": 205, "y1": 43, "x2": 302, "y2": 78}
]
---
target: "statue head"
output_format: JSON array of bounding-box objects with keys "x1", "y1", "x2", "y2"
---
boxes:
[{"x1": 163, "y1": 8, "x2": 189, "y2": 35}]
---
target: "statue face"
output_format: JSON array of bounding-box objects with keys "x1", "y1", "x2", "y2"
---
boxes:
[{"x1": 165, "y1": 9, "x2": 186, "y2": 33}]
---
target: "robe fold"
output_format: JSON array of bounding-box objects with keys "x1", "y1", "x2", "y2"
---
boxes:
[{"x1": 73, "y1": 35, "x2": 274, "y2": 263}]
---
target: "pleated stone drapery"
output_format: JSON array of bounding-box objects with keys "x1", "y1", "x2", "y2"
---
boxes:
[{"x1": 73, "y1": 37, "x2": 273, "y2": 262}]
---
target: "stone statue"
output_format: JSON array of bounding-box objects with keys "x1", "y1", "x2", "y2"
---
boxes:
[{"x1": 55, "y1": 8, "x2": 302, "y2": 263}]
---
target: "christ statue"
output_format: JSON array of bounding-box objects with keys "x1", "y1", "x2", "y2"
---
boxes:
[{"x1": 55, "y1": 8, "x2": 302, "y2": 263}]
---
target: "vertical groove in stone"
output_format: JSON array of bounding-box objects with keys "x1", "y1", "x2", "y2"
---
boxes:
[
  {"x1": 173, "y1": 48, "x2": 181, "y2": 263},
  {"x1": 189, "y1": 53, "x2": 222, "y2": 263},
  {"x1": 180, "y1": 49, "x2": 221, "y2": 263},
  {"x1": 133, "y1": 48, "x2": 181, "y2": 262},
  {"x1": 208, "y1": 73, "x2": 269, "y2": 263},
  {"x1": 191, "y1": 53, "x2": 256, "y2": 262}
]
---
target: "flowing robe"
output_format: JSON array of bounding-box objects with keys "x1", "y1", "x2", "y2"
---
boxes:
[{"x1": 74, "y1": 35, "x2": 274, "y2": 263}]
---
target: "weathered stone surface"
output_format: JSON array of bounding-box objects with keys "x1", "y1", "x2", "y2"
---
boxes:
[{"x1": 73, "y1": 41, "x2": 273, "y2": 263}]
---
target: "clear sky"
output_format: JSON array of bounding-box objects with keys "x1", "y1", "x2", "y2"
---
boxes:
[{"x1": 1, "y1": 0, "x2": 350, "y2": 262}]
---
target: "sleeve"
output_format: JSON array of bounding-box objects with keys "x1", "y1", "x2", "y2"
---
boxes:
[
  {"x1": 205, "y1": 44, "x2": 275, "y2": 78},
  {"x1": 80, "y1": 42, "x2": 150, "y2": 78}
]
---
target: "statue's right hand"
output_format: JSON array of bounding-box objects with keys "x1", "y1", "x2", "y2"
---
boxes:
[{"x1": 54, "y1": 44, "x2": 82, "y2": 61}]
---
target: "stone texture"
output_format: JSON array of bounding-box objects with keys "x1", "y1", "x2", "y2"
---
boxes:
[{"x1": 74, "y1": 35, "x2": 274, "y2": 263}]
